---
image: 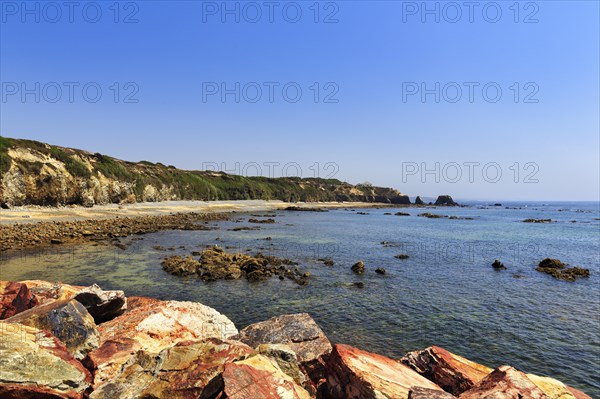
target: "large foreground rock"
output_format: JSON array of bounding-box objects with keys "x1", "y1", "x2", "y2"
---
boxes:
[
  {"x1": 459, "y1": 366, "x2": 550, "y2": 399},
  {"x1": 410, "y1": 386, "x2": 458, "y2": 399},
  {"x1": 0, "y1": 322, "x2": 92, "y2": 399},
  {"x1": 232, "y1": 313, "x2": 332, "y2": 382},
  {"x1": 325, "y1": 344, "x2": 443, "y2": 399},
  {"x1": 90, "y1": 338, "x2": 254, "y2": 399},
  {"x1": 6, "y1": 298, "x2": 99, "y2": 360},
  {"x1": 526, "y1": 374, "x2": 589, "y2": 399},
  {"x1": 86, "y1": 296, "x2": 238, "y2": 384},
  {"x1": 401, "y1": 346, "x2": 492, "y2": 395},
  {"x1": 203, "y1": 354, "x2": 311, "y2": 399}
]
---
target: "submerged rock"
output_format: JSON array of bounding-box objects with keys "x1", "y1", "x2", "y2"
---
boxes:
[
  {"x1": 523, "y1": 219, "x2": 554, "y2": 223},
  {"x1": 203, "y1": 354, "x2": 311, "y2": 399},
  {"x1": 460, "y1": 366, "x2": 550, "y2": 399},
  {"x1": 0, "y1": 322, "x2": 92, "y2": 399},
  {"x1": 6, "y1": 298, "x2": 99, "y2": 360},
  {"x1": 325, "y1": 344, "x2": 443, "y2": 399},
  {"x1": 401, "y1": 345, "x2": 492, "y2": 395},
  {"x1": 89, "y1": 338, "x2": 254, "y2": 399},
  {"x1": 375, "y1": 267, "x2": 387, "y2": 275},
  {"x1": 233, "y1": 313, "x2": 332, "y2": 383}
]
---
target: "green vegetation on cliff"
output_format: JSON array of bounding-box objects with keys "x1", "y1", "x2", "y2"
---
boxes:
[{"x1": 0, "y1": 137, "x2": 411, "y2": 206}]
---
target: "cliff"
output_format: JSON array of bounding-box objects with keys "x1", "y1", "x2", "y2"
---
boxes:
[{"x1": 0, "y1": 137, "x2": 410, "y2": 207}]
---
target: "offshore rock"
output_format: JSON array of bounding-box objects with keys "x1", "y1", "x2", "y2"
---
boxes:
[
  {"x1": 435, "y1": 195, "x2": 458, "y2": 206},
  {"x1": 326, "y1": 344, "x2": 443, "y2": 399}
]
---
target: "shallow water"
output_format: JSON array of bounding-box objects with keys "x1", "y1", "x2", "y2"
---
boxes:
[{"x1": 1, "y1": 201, "x2": 599, "y2": 396}]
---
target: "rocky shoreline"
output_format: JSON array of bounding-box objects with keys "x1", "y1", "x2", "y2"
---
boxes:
[{"x1": 0, "y1": 280, "x2": 593, "y2": 399}]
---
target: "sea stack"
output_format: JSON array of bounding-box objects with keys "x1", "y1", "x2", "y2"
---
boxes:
[{"x1": 434, "y1": 195, "x2": 458, "y2": 206}]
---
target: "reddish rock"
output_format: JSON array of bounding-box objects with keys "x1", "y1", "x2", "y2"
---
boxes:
[
  {"x1": 21, "y1": 280, "x2": 83, "y2": 304},
  {"x1": 401, "y1": 346, "x2": 492, "y2": 395},
  {"x1": 0, "y1": 322, "x2": 92, "y2": 399},
  {"x1": 0, "y1": 281, "x2": 38, "y2": 319},
  {"x1": 86, "y1": 297, "x2": 237, "y2": 384},
  {"x1": 459, "y1": 366, "x2": 551, "y2": 399},
  {"x1": 6, "y1": 298, "x2": 99, "y2": 360},
  {"x1": 410, "y1": 386, "x2": 458, "y2": 399},
  {"x1": 203, "y1": 354, "x2": 311, "y2": 399},
  {"x1": 567, "y1": 386, "x2": 593, "y2": 399},
  {"x1": 89, "y1": 338, "x2": 254, "y2": 399},
  {"x1": 232, "y1": 313, "x2": 332, "y2": 383},
  {"x1": 326, "y1": 344, "x2": 443, "y2": 399}
]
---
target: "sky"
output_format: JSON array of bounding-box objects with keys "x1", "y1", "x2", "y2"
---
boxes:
[{"x1": 0, "y1": 0, "x2": 598, "y2": 201}]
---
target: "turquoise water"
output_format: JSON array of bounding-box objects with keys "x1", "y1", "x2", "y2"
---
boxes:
[{"x1": 1, "y1": 201, "x2": 599, "y2": 396}]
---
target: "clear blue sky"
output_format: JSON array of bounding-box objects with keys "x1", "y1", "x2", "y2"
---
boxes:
[{"x1": 1, "y1": 1, "x2": 598, "y2": 201}]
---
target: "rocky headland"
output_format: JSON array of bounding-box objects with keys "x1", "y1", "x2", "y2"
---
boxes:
[{"x1": 0, "y1": 279, "x2": 593, "y2": 399}]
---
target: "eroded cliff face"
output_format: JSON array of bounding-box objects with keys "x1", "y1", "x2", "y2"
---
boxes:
[{"x1": 0, "y1": 138, "x2": 410, "y2": 207}]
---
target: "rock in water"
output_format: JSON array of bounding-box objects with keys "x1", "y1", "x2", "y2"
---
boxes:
[
  {"x1": 435, "y1": 195, "x2": 458, "y2": 206},
  {"x1": 5, "y1": 298, "x2": 99, "y2": 360},
  {"x1": 89, "y1": 338, "x2": 254, "y2": 399},
  {"x1": 492, "y1": 260, "x2": 506, "y2": 270},
  {"x1": 401, "y1": 345, "x2": 492, "y2": 395},
  {"x1": 410, "y1": 386, "x2": 458, "y2": 399},
  {"x1": 0, "y1": 281, "x2": 39, "y2": 319},
  {"x1": 74, "y1": 284, "x2": 127, "y2": 324},
  {"x1": 326, "y1": 344, "x2": 443, "y2": 399},
  {"x1": 233, "y1": 313, "x2": 332, "y2": 383},
  {"x1": 86, "y1": 296, "x2": 238, "y2": 384},
  {"x1": 459, "y1": 365, "x2": 550, "y2": 399},
  {"x1": 351, "y1": 261, "x2": 365, "y2": 274},
  {"x1": 203, "y1": 354, "x2": 311, "y2": 399},
  {"x1": 0, "y1": 322, "x2": 92, "y2": 399},
  {"x1": 415, "y1": 196, "x2": 425, "y2": 205}
]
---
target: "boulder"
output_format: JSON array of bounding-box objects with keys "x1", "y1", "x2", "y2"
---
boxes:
[
  {"x1": 20, "y1": 280, "x2": 83, "y2": 304},
  {"x1": 401, "y1": 345, "x2": 492, "y2": 395},
  {"x1": 74, "y1": 284, "x2": 127, "y2": 324},
  {"x1": 326, "y1": 344, "x2": 443, "y2": 399},
  {"x1": 566, "y1": 386, "x2": 593, "y2": 399},
  {"x1": 257, "y1": 344, "x2": 308, "y2": 389},
  {"x1": 351, "y1": 261, "x2": 365, "y2": 274},
  {"x1": 89, "y1": 338, "x2": 254, "y2": 399},
  {"x1": 526, "y1": 374, "x2": 585, "y2": 399},
  {"x1": 0, "y1": 281, "x2": 39, "y2": 319},
  {"x1": 435, "y1": 195, "x2": 458, "y2": 206},
  {"x1": 410, "y1": 386, "x2": 457, "y2": 399},
  {"x1": 203, "y1": 354, "x2": 311, "y2": 399},
  {"x1": 86, "y1": 297, "x2": 237, "y2": 383},
  {"x1": 6, "y1": 298, "x2": 99, "y2": 360},
  {"x1": 459, "y1": 365, "x2": 550, "y2": 399},
  {"x1": 0, "y1": 322, "x2": 92, "y2": 399},
  {"x1": 232, "y1": 313, "x2": 332, "y2": 383}
]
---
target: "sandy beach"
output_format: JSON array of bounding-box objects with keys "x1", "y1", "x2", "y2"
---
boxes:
[{"x1": 0, "y1": 200, "x2": 392, "y2": 225}]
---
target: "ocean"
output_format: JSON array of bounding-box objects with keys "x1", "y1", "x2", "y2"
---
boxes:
[{"x1": 1, "y1": 201, "x2": 599, "y2": 396}]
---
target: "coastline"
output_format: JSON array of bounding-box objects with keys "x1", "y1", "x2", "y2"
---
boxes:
[{"x1": 0, "y1": 200, "x2": 399, "y2": 225}]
